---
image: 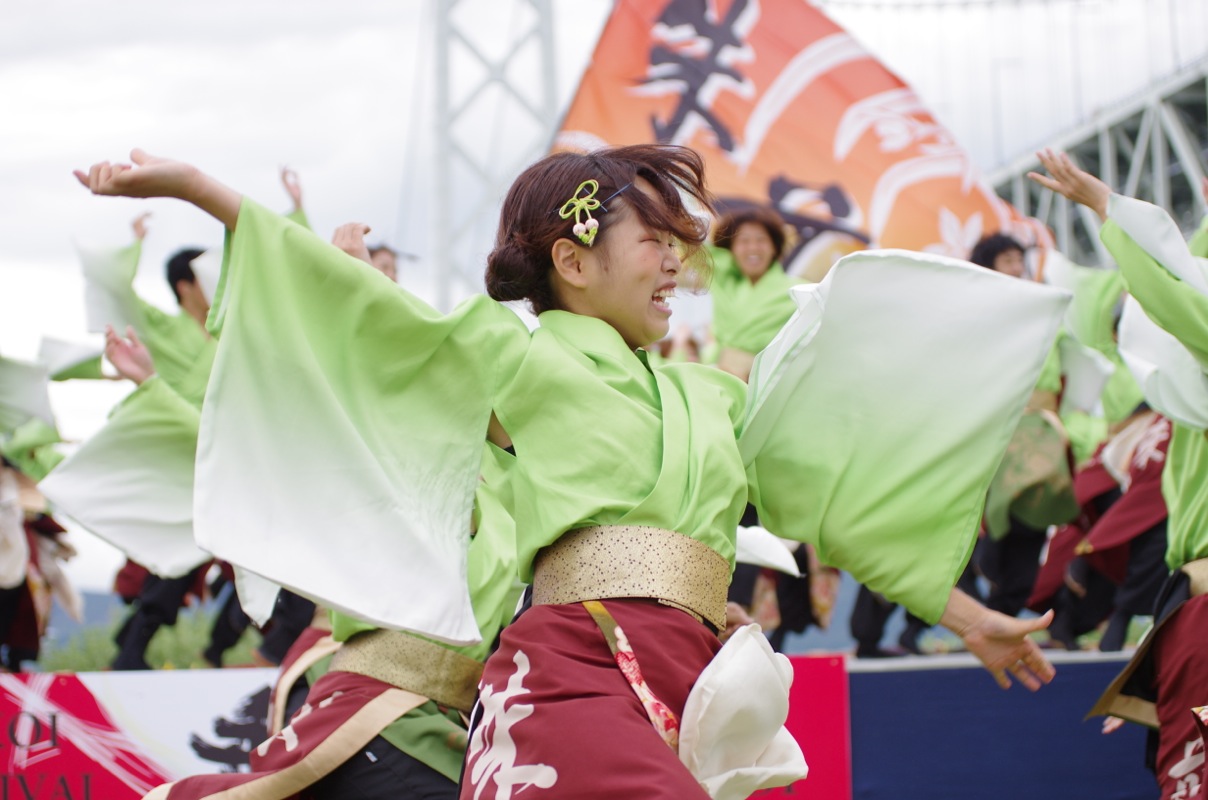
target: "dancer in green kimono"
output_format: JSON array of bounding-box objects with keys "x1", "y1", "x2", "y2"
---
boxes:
[
  {"x1": 1030, "y1": 152, "x2": 1208, "y2": 800},
  {"x1": 77, "y1": 144, "x2": 1063, "y2": 799}
]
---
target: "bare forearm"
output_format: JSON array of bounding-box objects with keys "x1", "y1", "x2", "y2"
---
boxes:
[
  {"x1": 76, "y1": 149, "x2": 241, "y2": 230},
  {"x1": 182, "y1": 170, "x2": 242, "y2": 231},
  {"x1": 938, "y1": 586, "x2": 981, "y2": 637}
]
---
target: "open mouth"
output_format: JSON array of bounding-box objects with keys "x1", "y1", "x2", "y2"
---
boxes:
[{"x1": 652, "y1": 287, "x2": 674, "y2": 314}]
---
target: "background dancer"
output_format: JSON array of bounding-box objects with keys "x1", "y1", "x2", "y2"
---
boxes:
[{"x1": 1030, "y1": 150, "x2": 1208, "y2": 800}]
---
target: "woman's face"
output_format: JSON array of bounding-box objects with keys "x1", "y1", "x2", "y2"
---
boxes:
[
  {"x1": 992, "y1": 248, "x2": 1026, "y2": 279},
  {"x1": 576, "y1": 179, "x2": 682, "y2": 349},
  {"x1": 730, "y1": 221, "x2": 776, "y2": 282}
]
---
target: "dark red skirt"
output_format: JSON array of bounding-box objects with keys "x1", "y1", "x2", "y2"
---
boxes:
[
  {"x1": 461, "y1": 599, "x2": 720, "y2": 800},
  {"x1": 1152, "y1": 594, "x2": 1208, "y2": 800}
]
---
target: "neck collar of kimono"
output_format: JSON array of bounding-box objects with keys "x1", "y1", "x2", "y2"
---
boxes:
[{"x1": 537, "y1": 310, "x2": 654, "y2": 374}]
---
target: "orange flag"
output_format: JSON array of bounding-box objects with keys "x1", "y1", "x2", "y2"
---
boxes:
[{"x1": 554, "y1": 0, "x2": 1048, "y2": 280}]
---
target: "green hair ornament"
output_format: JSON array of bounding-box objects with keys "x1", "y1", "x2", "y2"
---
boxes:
[{"x1": 558, "y1": 180, "x2": 603, "y2": 246}]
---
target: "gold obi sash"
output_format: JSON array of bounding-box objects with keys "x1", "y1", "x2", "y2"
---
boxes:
[
  {"x1": 330, "y1": 629, "x2": 483, "y2": 713},
  {"x1": 532, "y1": 525, "x2": 730, "y2": 632}
]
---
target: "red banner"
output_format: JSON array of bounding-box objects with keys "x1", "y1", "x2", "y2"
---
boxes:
[
  {"x1": 0, "y1": 670, "x2": 277, "y2": 800},
  {"x1": 0, "y1": 673, "x2": 173, "y2": 800},
  {"x1": 759, "y1": 654, "x2": 851, "y2": 799},
  {"x1": 555, "y1": 0, "x2": 1047, "y2": 280}
]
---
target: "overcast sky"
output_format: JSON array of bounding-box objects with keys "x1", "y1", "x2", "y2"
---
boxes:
[
  {"x1": 3, "y1": 0, "x2": 1205, "y2": 592},
  {"x1": 0, "y1": 0, "x2": 611, "y2": 589}
]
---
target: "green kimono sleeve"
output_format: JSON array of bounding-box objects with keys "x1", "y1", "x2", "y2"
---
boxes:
[
  {"x1": 197, "y1": 198, "x2": 529, "y2": 645},
  {"x1": 0, "y1": 356, "x2": 54, "y2": 435},
  {"x1": 1100, "y1": 196, "x2": 1208, "y2": 571},
  {"x1": 331, "y1": 442, "x2": 522, "y2": 662},
  {"x1": 1035, "y1": 337, "x2": 1063, "y2": 393},
  {"x1": 0, "y1": 420, "x2": 63, "y2": 482},
  {"x1": 78, "y1": 240, "x2": 143, "y2": 334},
  {"x1": 134, "y1": 300, "x2": 215, "y2": 408},
  {"x1": 51, "y1": 357, "x2": 105, "y2": 381},
  {"x1": 1065, "y1": 262, "x2": 1125, "y2": 356},
  {"x1": 742, "y1": 250, "x2": 1069, "y2": 624},
  {"x1": 38, "y1": 377, "x2": 209, "y2": 577},
  {"x1": 285, "y1": 208, "x2": 311, "y2": 230},
  {"x1": 76, "y1": 236, "x2": 215, "y2": 406},
  {"x1": 1102, "y1": 195, "x2": 1208, "y2": 368},
  {"x1": 1187, "y1": 214, "x2": 1208, "y2": 259},
  {"x1": 1100, "y1": 357, "x2": 1145, "y2": 423},
  {"x1": 37, "y1": 338, "x2": 107, "y2": 382}
]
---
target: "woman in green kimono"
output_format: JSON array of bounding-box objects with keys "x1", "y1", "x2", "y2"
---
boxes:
[
  {"x1": 707, "y1": 207, "x2": 801, "y2": 382},
  {"x1": 77, "y1": 145, "x2": 1058, "y2": 800},
  {"x1": 706, "y1": 208, "x2": 843, "y2": 651},
  {"x1": 1030, "y1": 152, "x2": 1208, "y2": 800},
  {"x1": 970, "y1": 233, "x2": 1079, "y2": 618}
]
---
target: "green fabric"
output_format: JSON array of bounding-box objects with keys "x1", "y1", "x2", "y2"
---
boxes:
[
  {"x1": 1035, "y1": 338, "x2": 1063, "y2": 394},
  {"x1": 1187, "y1": 214, "x2": 1208, "y2": 259},
  {"x1": 83, "y1": 240, "x2": 143, "y2": 333},
  {"x1": 1100, "y1": 352, "x2": 1146, "y2": 423},
  {"x1": 86, "y1": 239, "x2": 216, "y2": 407},
  {"x1": 984, "y1": 413, "x2": 1078, "y2": 538},
  {"x1": 707, "y1": 246, "x2": 801, "y2": 355},
  {"x1": 1100, "y1": 216, "x2": 1208, "y2": 571},
  {"x1": 1, "y1": 420, "x2": 63, "y2": 482},
  {"x1": 206, "y1": 199, "x2": 528, "y2": 643},
  {"x1": 1063, "y1": 411, "x2": 1109, "y2": 468},
  {"x1": 133, "y1": 298, "x2": 215, "y2": 409},
  {"x1": 1066, "y1": 267, "x2": 1125, "y2": 355},
  {"x1": 379, "y1": 701, "x2": 469, "y2": 783},
  {"x1": 0, "y1": 357, "x2": 53, "y2": 436},
  {"x1": 494, "y1": 310, "x2": 748, "y2": 581},
  {"x1": 1102, "y1": 222, "x2": 1208, "y2": 371},
  {"x1": 51, "y1": 356, "x2": 105, "y2": 382},
  {"x1": 285, "y1": 209, "x2": 311, "y2": 230},
  {"x1": 1051, "y1": 256, "x2": 1141, "y2": 449},
  {"x1": 38, "y1": 376, "x2": 208, "y2": 578},
  {"x1": 300, "y1": 647, "x2": 471, "y2": 784},
  {"x1": 331, "y1": 443, "x2": 523, "y2": 663},
  {"x1": 214, "y1": 205, "x2": 519, "y2": 778},
  {"x1": 1161, "y1": 422, "x2": 1208, "y2": 570},
  {"x1": 206, "y1": 199, "x2": 1001, "y2": 653}
]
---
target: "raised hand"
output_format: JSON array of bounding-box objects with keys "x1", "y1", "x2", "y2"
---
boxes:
[
  {"x1": 331, "y1": 222, "x2": 373, "y2": 265},
  {"x1": 1027, "y1": 149, "x2": 1112, "y2": 221},
  {"x1": 281, "y1": 166, "x2": 303, "y2": 212},
  {"x1": 131, "y1": 212, "x2": 152, "y2": 241},
  {"x1": 74, "y1": 149, "x2": 200, "y2": 201},
  {"x1": 721, "y1": 601, "x2": 754, "y2": 643},
  {"x1": 104, "y1": 325, "x2": 156, "y2": 385},
  {"x1": 73, "y1": 149, "x2": 242, "y2": 230}
]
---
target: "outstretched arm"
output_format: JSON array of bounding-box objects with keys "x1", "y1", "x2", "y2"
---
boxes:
[
  {"x1": 1027, "y1": 149, "x2": 1111, "y2": 221},
  {"x1": 939, "y1": 587, "x2": 1056, "y2": 690},
  {"x1": 74, "y1": 149, "x2": 241, "y2": 231}
]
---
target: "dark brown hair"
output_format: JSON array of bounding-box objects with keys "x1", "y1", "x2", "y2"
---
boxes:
[
  {"x1": 968, "y1": 233, "x2": 1024, "y2": 271},
  {"x1": 712, "y1": 208, "x2": 787, "y2": 264},
  {"x1": 486, "y1": 144, "x2": 715, "y2": 314}
]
